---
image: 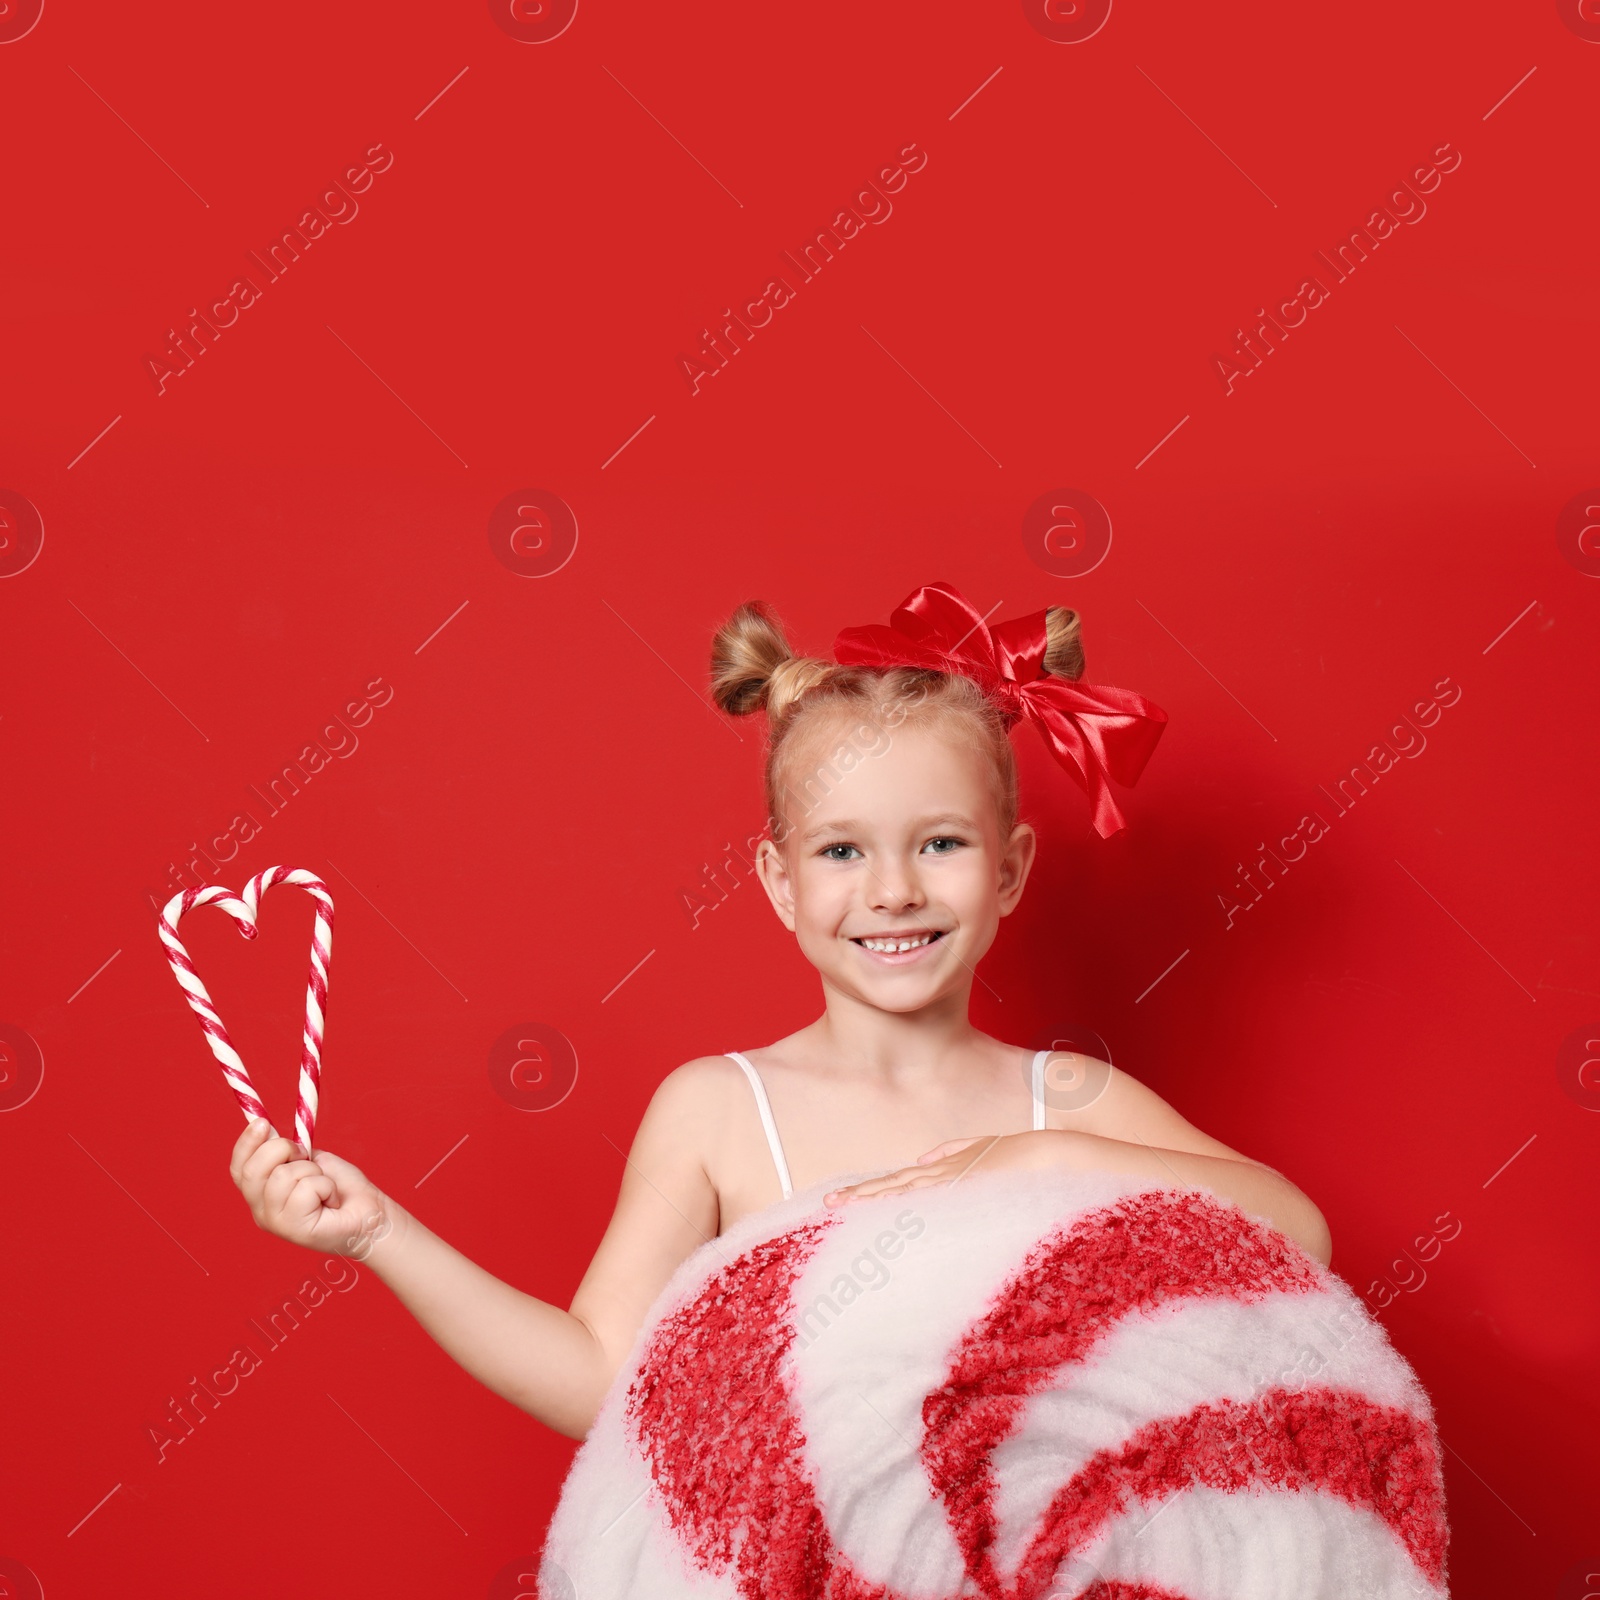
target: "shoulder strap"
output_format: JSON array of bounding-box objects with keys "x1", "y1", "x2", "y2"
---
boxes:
[
  {"x1": 725, "y1": 1052, "x2": 794, "y2": 1200},
  {"x1": 1031, "y1": 1050, "x2": 1050, "y2": 1131}
]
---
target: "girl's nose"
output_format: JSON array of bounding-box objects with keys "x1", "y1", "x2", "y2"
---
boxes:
[{"x1": 867, "y1": 856, "x2": 926, "y2": 912}]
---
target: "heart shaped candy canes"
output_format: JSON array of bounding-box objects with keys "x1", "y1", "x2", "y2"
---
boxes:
[{"x1": 158, "y1": 866, "x2": 334, "y2": 1150}]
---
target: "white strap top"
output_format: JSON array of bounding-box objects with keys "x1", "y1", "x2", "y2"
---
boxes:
[
  {"x1": 725, "y1": 1052, "x2": 795, "y2": 1199},
  {"x1": 725, "y1": 1049, "x2": 1053, "y2": 1202}
]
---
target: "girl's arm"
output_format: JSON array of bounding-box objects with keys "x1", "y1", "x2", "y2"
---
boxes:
[
  {"x1": 831, "y1": 1059, "x2": 1333, "y2": 1267},
  {"x1": 230, "y1": 1059, "x2": 725, "y2": 1440},
  {"x1": 840, "y1": 1128, "x2": 1333, "y2": 1267},
  {"x1": 1031, "y1": 1129, "x2": 1333, "y2": 1266}
]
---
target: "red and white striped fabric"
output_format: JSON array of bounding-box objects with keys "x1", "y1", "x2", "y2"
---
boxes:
[
  {"x1": 158, "y1": 865, "x2": 334, "y2": 1151},
  {"x1": 538, "y1": 1167, "x2": 1450, "y2": 1600}
]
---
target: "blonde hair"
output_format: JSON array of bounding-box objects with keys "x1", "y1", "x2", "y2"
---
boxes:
[{"x1": 709, "y1": 599, "x2": 1085, "y2": 845}]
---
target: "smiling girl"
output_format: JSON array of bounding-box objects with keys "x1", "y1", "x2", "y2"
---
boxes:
[{"x1": 229, "y1": 582, "x2": 1330, "y2": 1447}]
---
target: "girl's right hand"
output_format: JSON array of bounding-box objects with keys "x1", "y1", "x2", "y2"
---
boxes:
[{"x1": 229, "y1": 1118, "x2": 399, "y2": 1260}]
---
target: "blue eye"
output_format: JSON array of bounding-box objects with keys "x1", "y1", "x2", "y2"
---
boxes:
[{"x1": 819, "y1": 838, "x2": 963, "y2": 861}]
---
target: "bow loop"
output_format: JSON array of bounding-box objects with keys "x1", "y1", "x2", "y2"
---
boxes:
[
  {"x1": 989, "y1": 610, "x2": 1050, "y2": 686},
  {"x1": 887, "y1": 585, "x2": 1002, "y2": 670},
  {"x1": 832, "y1": 581, "x2": 1167, "y2": 837}
]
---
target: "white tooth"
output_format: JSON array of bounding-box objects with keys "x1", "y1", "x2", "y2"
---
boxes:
[{"x1": 860, "y1": 933, "x2": 934, "y2": 951}]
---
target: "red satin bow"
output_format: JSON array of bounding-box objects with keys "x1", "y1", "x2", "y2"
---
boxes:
[{"x1": 832, "y1": 582, "x2": 1168, "y2": 838}]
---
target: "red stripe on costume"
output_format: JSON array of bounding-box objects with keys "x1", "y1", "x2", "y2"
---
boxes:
[
  {"x1": 1080, "y1": 1586, "x2": 1196, "y2": 1600},
  {"x1": 1010, "y1": 1388, "x2": 1449, "y2": 1597},
  {"x1": 923, "y1": 1187, "x2": 1323, "y2": 1585},
  {"x1": 626, "y1": 1220, "x2": 877, "y2": 1600}
]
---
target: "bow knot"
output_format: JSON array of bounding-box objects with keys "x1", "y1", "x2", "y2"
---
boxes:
[
  {"x1": 831, "y1": 582, "x2": 1168, "y2": 837},
  {"x1": 987, "y1": 678, "x2": 1026, "y2": 719}
]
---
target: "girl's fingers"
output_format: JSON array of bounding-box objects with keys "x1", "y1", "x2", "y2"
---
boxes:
[
  {"x1": 830, "y1": 1173, "x2": 902, "y2": 1203},
  {"x1": 263, "y1": 1158, "x2": 324, "y2": 1194},
  {"x1": 281, "y1": 1174, "x2": 338, "y2": 1222},
  {"x1": 942, "y1": 1135, "x2": 1003, "y2": 1173},
  {"x1": 915, "y1": 1137, "x2": 983, "y2": 1164},
  {"x1": 825, "y1": 1158, "x2": 985, "y2": 1203},
  {"x1": 307, "y1": 1149, "x2": 363, "y2": 1184},
  {"x1": 824, "y1": 1135, "x2": 1015, "y2": 1206},
  {"x1": 229, "y1": 1118, "x2": 275, "y2": 1184},
  {"x1": 259, "y1": 1166, "x2": 293, "y2": 1212},
  {"x1": 240, "y1": 1132, "x2": 302, "y2": 1188},
  {"x1": 261, "y1": 1160, "x2": 327, "y2": 1212},
  {"x1": 828, "y1": 1165, "x2": 949, "y2": 1205},
  {"x1": 839, "y1": 1173, "x2": 937, "y2": 1203}
]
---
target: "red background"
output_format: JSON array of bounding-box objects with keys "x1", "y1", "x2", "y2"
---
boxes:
[{"x1": 2, "y1": 1, "x2": 1597, "y2": 1594}]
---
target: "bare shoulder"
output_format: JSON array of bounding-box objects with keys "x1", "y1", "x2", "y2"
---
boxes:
[
  {"x1": 1048, "y1": 1055, "x2": 1271, "y2": 1168},
  {"x1": 642, "y1": 1054, "x2": 779, "y2": 1215},
  {"x1": 656, "y1": 1052, "x2": 748, "y2": 1094},
  {"x1": 641, "y1": 1054, "x2": 748, "y2": 1133}
]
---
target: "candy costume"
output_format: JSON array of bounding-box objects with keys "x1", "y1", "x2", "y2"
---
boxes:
[{"x1": 537, "y1": 1053, "x2": 1450, "y2": 1599}]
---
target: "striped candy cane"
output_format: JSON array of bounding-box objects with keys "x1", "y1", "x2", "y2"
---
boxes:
[{"x1": 158, "y1": 866, "x2": 334, "y2": 1150}]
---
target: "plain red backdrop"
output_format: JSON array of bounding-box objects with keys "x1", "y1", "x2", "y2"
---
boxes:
[{"x1": 2, "y1": 1, "x2": 1597, "y2": 1595}]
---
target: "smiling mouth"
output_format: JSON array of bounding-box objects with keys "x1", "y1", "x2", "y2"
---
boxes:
[{"x1": 850, "y1": 931, "x2": 947, "y2": 954}]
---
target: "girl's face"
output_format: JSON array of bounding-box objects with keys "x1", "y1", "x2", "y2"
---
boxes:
[{"x1": 755, "y1": 715, "x2": 1037, "y2": 1014}]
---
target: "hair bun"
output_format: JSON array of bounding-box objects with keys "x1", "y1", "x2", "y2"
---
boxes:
[
  {"x1": 709, "y1": 601, "x2": 832, "y2": 720},
  {"x1": 1042, "y1": 605, "x2": 1085, "y2": 681}
]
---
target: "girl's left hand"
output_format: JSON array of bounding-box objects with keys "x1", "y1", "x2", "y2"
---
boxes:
[{"x1": 823, "y1": 1131, "x2": 1053, "y2": 1207}]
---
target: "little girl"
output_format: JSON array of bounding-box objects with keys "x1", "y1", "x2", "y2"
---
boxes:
[{"x1": 230, "y1": 581, "x2": 1332, "y2": 1453}]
